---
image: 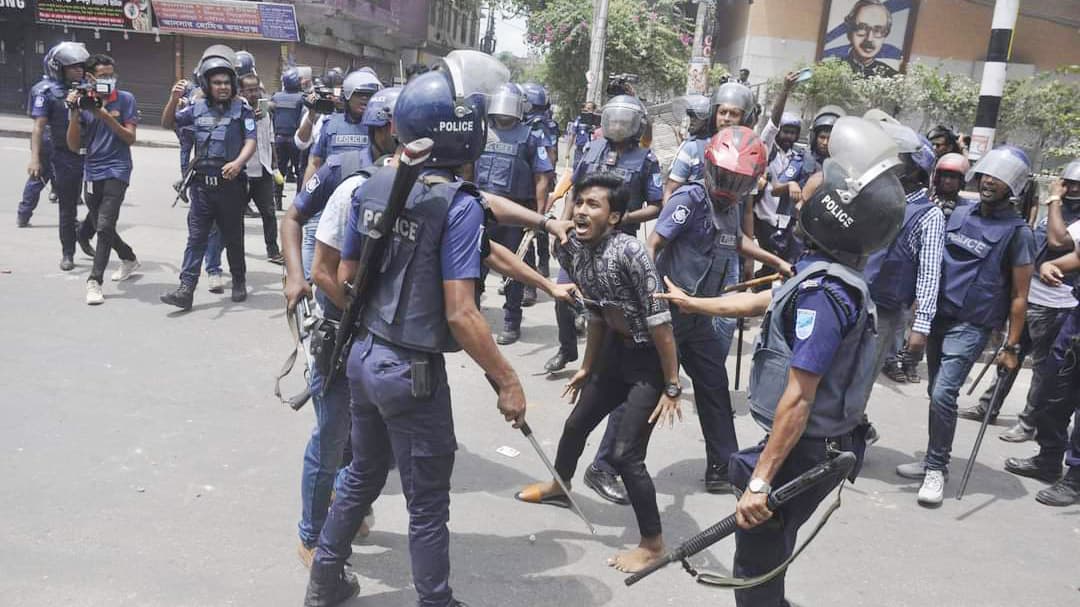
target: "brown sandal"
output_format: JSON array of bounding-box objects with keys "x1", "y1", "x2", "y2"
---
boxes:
[{"x1": 515, "y1": 483, "x2": 571, "y2": 509}]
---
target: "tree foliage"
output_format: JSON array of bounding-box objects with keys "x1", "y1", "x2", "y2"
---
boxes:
[{"x1": 521, "y1": 0, "x2": 692, "y2": 123}]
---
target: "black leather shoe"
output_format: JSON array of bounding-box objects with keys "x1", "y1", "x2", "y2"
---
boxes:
[
  {"x1": 78, "y1": 233, "x2": 96, "y2": 258},
  {"x1": 882, "y1": 360, "x2": 906, "y2": 383},
  {"x1": 16, "y1": 216, "x2": 29, "y2": 228},
  {"x1": 544, "y1": 351, "x2": 577, "y2": 373},
  {"x1": 584, "y1": 464, "x2": 629, "y2": 505},
  {"x1": 705, "y1": 464, "x2": 733, "y2": 494},
  {"x1": 1036, "y1": 474, "x2": 1080, "y2": 507},
  {"x1": 59, "y1": 256, "x2": 74, "y2": 271},
  {"x1": 303, "y1": 562, "x2": 360, "y2": 607},
  {"x1": 160, "y1": 284, "x2": 195, "y2": 310},
  {"x1": 958, "y1": 404, "x2": 996, "y2": 424},
  {"x1": 1004, "y1": 456, "x2": 1062, "y2": 483},
  {"x1": 496, "y1": 324, "x2": 520, "y2": 345},
  {"x1": 231, "y1": 280, "x2": 247, "y2": 303}
]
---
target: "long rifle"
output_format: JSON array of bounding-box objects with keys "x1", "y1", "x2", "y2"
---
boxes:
[{"x1": 322, "y1": 138, "x2": 435, "y2": 395}]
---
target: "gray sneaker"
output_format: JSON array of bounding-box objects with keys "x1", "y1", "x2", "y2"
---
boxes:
[
  {"x1": 918, "y1": 470, "x2": 946, "y2": 506},
  {"x1": 85, "y1": 280, "x2": 105, "y2": 306},
  {"x1": 999, "y1": 422, "x2": 1036, "y2": 443},
  {"x1": 111, "y1": 259, "x2": 141, "y2": 282},
  {"x1": 896, "y1": 461, "x2": 928, "y2": 479},
  {"x1": 207, "y1": 273, "x2": 226, "y2": 294}
]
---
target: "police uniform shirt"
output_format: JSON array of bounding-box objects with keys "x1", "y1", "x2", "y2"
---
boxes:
[
  {"x1": 341, "y1": 171, "x2": 485, "y2": 282},
  {"x1": 292, "y1": 161, "x2": 346, "y2": 222},
  {"x1": 31, "y1": 81, "x2": 68, "y2": 146},
  {"x1": 654, "y1": 182, "x2": 728, "y2": 250},
  {"x1": 79, "y1": 90, "x2": 138, "y2": 183},
  {"x1": 667, "y1": 137, "x2": 706, "y2": 184},
  {"x1": 173, "y1": 101, "x2": 257, "y2": 153},
  {"x1": 530, "y1": 134, "x2": 555, "y2": 174},
  {"x1": 785, "y1": 253, "x2": 861, "y2": 376},
  {"x1": 759, "y1": 145, "x2": 810, "y2": 226}
]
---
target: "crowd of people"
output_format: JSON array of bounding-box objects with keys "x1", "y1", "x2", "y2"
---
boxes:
[{"x1": 15, "y1": 41, "x2": 1080, "y2": 607}]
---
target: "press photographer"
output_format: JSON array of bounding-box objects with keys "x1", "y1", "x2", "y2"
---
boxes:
[{"x1": 65, "y1": 54, "x2": 141, "y2": 306}]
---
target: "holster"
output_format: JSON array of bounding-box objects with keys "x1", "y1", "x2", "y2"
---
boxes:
[{"x1": 310, "y1": 319, "x2": 338, "y2": 376}]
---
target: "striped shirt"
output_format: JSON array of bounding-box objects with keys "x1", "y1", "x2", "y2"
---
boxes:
[{"x1": 909, "y1": 188, "x2": 945, "y2": 334}]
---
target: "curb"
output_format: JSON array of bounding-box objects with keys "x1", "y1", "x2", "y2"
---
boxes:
[{"x1": 0, "y1": 128, "x2": 180, "y2": 150}]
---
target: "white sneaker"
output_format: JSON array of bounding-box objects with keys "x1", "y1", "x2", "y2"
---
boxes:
[
  {"x1": 85, "y1": 280, "x2": 105, "y2": 305},
  {"x1": 918, "y1": 470, "x2": 946, "y2": 506},
  {"x1": 207, "y1": 273, "x2": 226, "y2": 294},
  {"x1": 111, "y1": 259, "x2": 141, "y2": 282}
]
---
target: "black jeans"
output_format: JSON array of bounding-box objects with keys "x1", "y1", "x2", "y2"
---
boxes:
[
  {"x1": 179, "y1": 177, "x2": 247, "y2": 287},
  {"x1": 247, "y1": 172, "x2": 280, "y2": 255},
  {"x1": 1032, "y1": 307, "x2": 1080, "y2": 467},
  {"x1": 554, "y1": 333, "x2": 663, "y2": 538},
  {"x1": 85, "y1": 178, "x2": 136, "y2": 284}
]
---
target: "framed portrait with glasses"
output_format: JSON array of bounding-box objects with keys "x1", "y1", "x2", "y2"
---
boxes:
[{"x1": 817, "y1": 0, "x2": 920, "y2": 78}]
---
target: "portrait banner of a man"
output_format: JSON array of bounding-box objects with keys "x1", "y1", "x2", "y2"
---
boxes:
[{"x1": 818, "y1": 0, "x2": 920, "y2": 78}]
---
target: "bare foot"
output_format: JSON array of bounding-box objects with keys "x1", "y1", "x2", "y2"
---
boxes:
[{"x1": 607, "y1": 545, "x2": 664, "y2": 573}]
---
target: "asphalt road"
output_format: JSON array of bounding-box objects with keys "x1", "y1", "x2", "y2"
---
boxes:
[{"x1": 1, "y1": 138, "x2": 1077, "y2": 607}]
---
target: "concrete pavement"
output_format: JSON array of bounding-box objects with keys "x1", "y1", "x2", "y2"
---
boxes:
[{"x1": 1, "y1": 138, "x2": 1077, "y2": 607}]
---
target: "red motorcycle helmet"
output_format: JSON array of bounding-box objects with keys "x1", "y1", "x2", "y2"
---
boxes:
[{"x1": 703, "y1": 126, "x2": 767, "y2": 201}]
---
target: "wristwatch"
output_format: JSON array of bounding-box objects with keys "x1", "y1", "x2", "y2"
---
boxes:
[
  {"x1": 748, "y1": 477, "x2": 772, "y2": 495},
  {"x1": 663, "y1": 382, "x2": 682, "y2": 398},
  {"x1": 1003, "y1": 343, "x2": 1022, "y2": 355}
]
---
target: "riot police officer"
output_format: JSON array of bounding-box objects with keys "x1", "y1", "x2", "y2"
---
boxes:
[
  {"x1": 809, "y1": 105, "x2": 846, "y2": 164},
  {"x1": 649, "y1": 126, "x2": 791, "y2": 493},
  {"x1": 271, "y1": 67, "x2": 305, "y2": 205},
  {"x1": 1007, "y1": 244, "x2": 1080, "y2": 506},
  {"x1": 475, "y1": 84, "x2": 553, "y2": 344},
  {"x1": 567, "y1": 101, "x2": 598, "y2": 166},
  {"x1": 896, "y1": 146, "x2": 1036, "y2": 506},
  {"x1": 521, "y1": 82, "x2": 558, "y2": 280},
  {"x1": 302, "y1": 68, "x2": 381, "y2": 186},
  {"x1": 568, "y1": 93, "x2": 663, "y2": 504},
  {"x1": 160, "y1": 45, "x2": 257, "y2": 310},
  {"x1": 17, "y1": 54, "x2": 57, "y2": 228},
  {"x1": 303, "y1": 55, "x2": 528, "y2": 607},
  {"x1": 33, "y1": 42, "x2": 89, "y2": 270},
  {"x1": 661, "y1": 93, "x2": 713, "y2": 202},
  {"x1": 656, "y1": 116, "x2": 906, "y2": 606}
]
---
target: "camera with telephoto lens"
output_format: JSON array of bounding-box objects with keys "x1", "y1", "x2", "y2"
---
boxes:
[
  {"x1": 606, "y1": 73, "x2": 639, "y2": 97},
  {"x1": 305, "y1": 85, "x2": 335, "y2": 114}
]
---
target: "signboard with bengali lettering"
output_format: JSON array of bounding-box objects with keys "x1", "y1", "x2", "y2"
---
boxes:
[
  {"x1": 37, "y1": 0, "x2": 155, "y2": 32},
  {"x1": 151, "y1": 0, "x2": 298, "y2": 42}
]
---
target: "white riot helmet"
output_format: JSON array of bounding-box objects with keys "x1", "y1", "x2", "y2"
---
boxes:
[
  {"x1": 342, "y1": 67, "x2": 382, "y2": 100},
  {"x1": 1061, "y1": 159, "x2": 1080, "y2": 183},
  {"x1": 600, "y1": 95, "x2": 646, "y2": 143},
  {"x1": 45, "y1": 42, "x2": 89, "y2": 82},
  {"x1": 966, "y1": 145, "x2": 1031, "y2": 198},
  {"x1": 799, "y1": 116, "x2": 907, "y2": 269},
  {"x1": 488, "y1": 84, "x2": 526, "y2": 121}
]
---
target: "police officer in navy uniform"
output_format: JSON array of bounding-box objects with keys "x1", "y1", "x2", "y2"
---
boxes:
[
  {"x1": 568, "y1": 93, "x2": 663, "y2": 505},
  {"x1": 650, "y1": 126, "x2": 792, "y2": 493},
  {"x1": 521, "y1": 82, "x2": 558, "y2": 281},
  {"x1": 32, "y1": 42, "x2": 90, "y2": 270},
  {"x1": 475, "y1": 83, "x2": 553, "y2": 345},
  {"x1": 271, "y1": 67, "x2": 305, "y2": 191},
  {"x1": 302, "y1": 68, "x2": 381, "y2": 187},
  {"x1": 303, "y1": 56, "x2": 529, "y2": 607},
  {"x1": 809, "y1": 105, "x2": 845, "y2": 165},
  {"x1": 160, "y1": 45, "x2": 257, "y2": 310},
  {"x1": 896, "y1": 146, "x2": 1036, "y2": 506},
  {"x1": 567, "y1": 101, "x2": 598, "y2": 166},
  {"x1": 17, "y1": 54, "x2": 58, "y2": 228},
  {"x1": 657, "y1": 116, "x2": 907, "y2": 606},
  {"x1": 172, "y1": 75, "x2": 199, "y2": 204},
  {"x1": 1008, "y1": 244, "x2": 1080, "y2": 506}
]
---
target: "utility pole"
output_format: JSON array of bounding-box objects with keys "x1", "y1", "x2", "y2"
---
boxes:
[
  {"x1": 686, "y1": 0, "x2": 713, "y2": 94},
  {"x1": 584, "y1": 0, "x2": 609, "y2": 105},
  {"x1": 968, "y1": 0, "x2": 1019, "y2": 160},
  {"x1": 480, "y1": 3, "x2": 497, "y2": 55}
]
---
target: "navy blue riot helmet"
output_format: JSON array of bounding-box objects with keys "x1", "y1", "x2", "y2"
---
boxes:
[
  {"x1": 281, "y1": 67, "x2": 302, "y2": 93},
  {"x1": 394, "y1": 71, "x2": 487, "y2": 168},
  {"x1": 361, "y1": 86, "x2": 403, "y2": 130},
  {"x1": 234, "y1": 50, "x2": 256, "y2": 78},
  {"x1": 521, "y1": 82, "x2": 548, "y2": 113}
]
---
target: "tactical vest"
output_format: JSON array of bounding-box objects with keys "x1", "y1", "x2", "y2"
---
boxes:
[
  {"x1": 864, "y1": 190, "x2": 936, "y2": 311},
  {"x1": 192, "y1": 98, "x2": 245, "y2": 174},
  {"x1": 579, "y1": 141, "x2": 651, "y2": 234},
  {"x1": 657, "y1": 182, "x2": 740, "y2": 341},
  {"x1": 938, "y1": 202, "x2": 1028, "y2": 328},
  {"x1": 355, "y1": 168, "x2": 478, "y2": 353},
  {"x1": 572, "y1": 120, "x2": 592, "y2": 148},
  {"x1": 749, "y1": 262, "x2": 878, "y2": 438},
  {"x1": 774, "y1": 148, "x2": 814, "y2": 186},
  {"x1": 474, "y1": 123, "x2": 537, "y2": 202},
  {"x1": 271, "y1": 91, "x2": 304, "y2": 136},
  {"x1": 42, "y1": 81, "x2": 71, "y2": 147},
  {"x1": 320, "y1": 112, "x2": 370, "y2": 161}
]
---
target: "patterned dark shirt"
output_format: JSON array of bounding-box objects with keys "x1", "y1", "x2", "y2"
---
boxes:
[{"x1": 554, "y1": 231, "x2": 671, "y2": 343}]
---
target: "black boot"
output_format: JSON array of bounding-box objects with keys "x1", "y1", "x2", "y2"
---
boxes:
[
  {"x1": 496, "y1": 323, "x2": 520, "y2": 345},
  {"x1": 59, "y1": 255, "x2": 74, "y2": 271},
  {"x1": 544, "y1": 350, "x2": 576, "y2": 373},
  {"x1": 705, "y1": 463, "x2": 733, "y2": 494},
  {"x1": 160, "y1": 284, "x2": 195, "y2": 310},
  {"x1": 1036, "y1": 473, "x2": 1080, "y2": 507},
  {"x1": 303, "y1": 562, "x2": 360, "y2": 607},
  {"x1": 231, "y1": 279, "x2": 247, "y2": 303},
  {"x1": 1004, "y1": 455, "x2": 1062, "y2": 483}
]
